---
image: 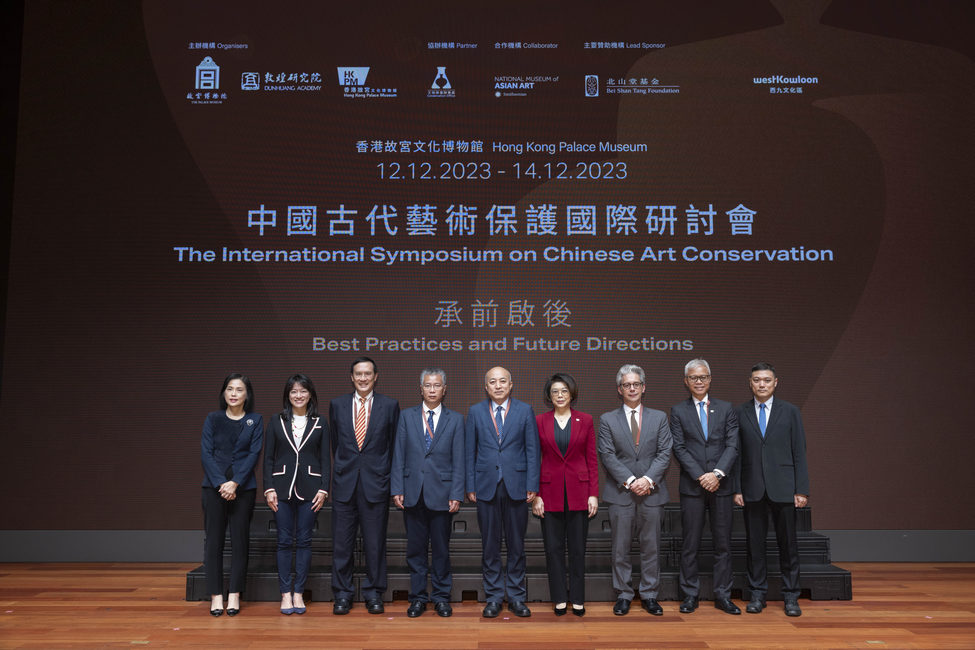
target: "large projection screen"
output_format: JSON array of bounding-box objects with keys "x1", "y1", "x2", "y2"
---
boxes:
[{"x1": 2, "y1": 1, "x2": 973, "y2": 540}]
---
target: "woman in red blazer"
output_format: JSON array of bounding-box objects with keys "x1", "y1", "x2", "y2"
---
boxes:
[{"x1": 533, "y1": 373, "x2": 599, "y2": 616}]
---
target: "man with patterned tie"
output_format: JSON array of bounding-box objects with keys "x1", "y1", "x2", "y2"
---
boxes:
[
  {"x1": 391, "y1": 368, "x2": 465, "y2": 618},
  {"x1": 670, "y1": 359, "x2": 741, "y2": 615},
  {"x1": 598, "y1": 364, "x2": 672, "y2": 616},
  {"x1": 733, "y1": 362, "x2": 810, "y2": 617},
  {"x1": 465, "y1": 366, "x2": 540, "y2": 618},
  {"x1": 328, "y1": 356, "x2": 400, "y2": 615}
]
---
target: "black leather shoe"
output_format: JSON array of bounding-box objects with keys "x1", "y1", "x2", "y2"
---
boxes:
[
  {"x1": 714, "y1": 598, "x2": 741, "y2": 615},
  {"x1": 209, "y1": 607, "x2": 223, "y2": 617},
  {"x1": 482, "y1": 601, "x2": 501, "y2": 618},
  {"x1": 434, "y1": 601, "x2": 452, "y2": 617},
  {"x1": 679, "y1": 596, "x2": 699, "y2": 613},
  {"x1": 366, "y1": 598, "x2": 384, "y2": 614},
  {"x1": 508, "y1": 601, "x2": 531, "y2": 617},
  {"x1": 642, "y1": 598, "x2": 663, "y2": 615},
  {"x1": 613, "y1": 598, "x2": 631, "y2": 615},
  {"x1": 406, "y1": 600, "x2": 426, "y2": 617},
  {"x1": 332, "y1": 598, "x2": 351, "y2": 615},
  {"x1": 553, "y1": 603, "x2": 567, "y2": 616},
  {"x1": 571, "y1": 605, "x2": 585, "y2": 617},
  {"x1": 784, "y1": 599, "x2": 802, "y2": 617},
  {"x1": 745, "y1": 597, "x2": 766, "y2": 614},
  {"x1": 226, "y1": 607, "x2": 239, "y2": 617}
]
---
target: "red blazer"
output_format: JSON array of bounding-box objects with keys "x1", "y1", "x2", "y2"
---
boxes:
[{"x1": 536, "y1": 409, "x2": 599, "y2": 512}]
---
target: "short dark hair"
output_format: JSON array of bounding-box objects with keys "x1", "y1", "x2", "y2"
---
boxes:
[
  {"x1": 543, "y1": 372, "x2": 578, "y2": 407},
  {"x1": 350, "y1": 356, "x2": 377, "y2": 374},
  {"x1": 750, "y1": 362, "x2": 776, "y2": 376},
  {"x1": 219, "y1": 373, "x2": 255, "y2": 412},
  {"x1": 281, "y1": 373, "x2": 319, "y2": 419}
]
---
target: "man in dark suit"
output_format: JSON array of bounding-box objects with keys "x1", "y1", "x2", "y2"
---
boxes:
[
  {"x1": 328, "y1": 356, "x2": 400, "y2": 615},
  {"x1": 670, "y1": 358, "x2": 740, "y2": 615},
  {"x1": 391, "y1": 368, "x2": 465, "y2": 618},
  {"x1": 465, "y1": 366, "x2": 540, "y2": 618},
  {"x1": 733, "y1": 362, "x2": 810, "y2": 617},
  {"x1": 598, "y1": 364, "x2": 672, "y2": 616}
]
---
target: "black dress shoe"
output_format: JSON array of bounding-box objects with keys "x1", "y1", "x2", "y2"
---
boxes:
[
  {"x1": 613, "y1": 598, "x2": 631, "y2": 615},
  {"x1": 642, "y1": 598, "x2": 663, "y2": 615},
  {"x1": 679, "y1": 596, "x2": 699, "y2": 613},
  {"x1": 332, "y1": 598, "x2": 351, "y2": 615},
  {"x1": 553, "y1": 603, "x2": 567, "y2": 616},
  {"x1": 784, "y1": 599, "x2": 802, "y2": 617},
  {"x1": 571, "y1": 605, "x2": 585, "y2": 617},
  {"x1": 714, "y1": 598, "x2": 741, "y2": 615},
  {"x1": 226, "y1": 607, "x2": 239, "y2": 617},
  {"x1": 209, "y1": 607, "x2": 224, "y2": 617},
  {"x1": 508, "y1": 601, "x2": 531, "y2": 617},
  {"x1": 407, "y1": 600, "x2": 426, "y2": 617},
  {"x1": 366, "y1": 598, "x2": 385, "y2": 614},
  {"x1": 482, "y1": 601, "x2": 501, "y2": 618},
  {"x1": 745, "y1": 597, "x2": 766, "y2": 614},
  {"x1": 434, "y1": 601, "x2": 452, "y2": 617}
]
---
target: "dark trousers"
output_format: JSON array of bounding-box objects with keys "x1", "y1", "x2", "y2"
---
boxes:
[
  {"x1": 273, "y1": 497, "x2": 318, "y2": 594},
  {"x1": 403, "y1": 494, "x2": 453, "y2": 603},
  {"x1": 202, "y1": 487, "x2": 255, "y2": 596},
  {"x1": 331, "y1": 480, "x2": 389, "y2": 601},
  {"x1": 679, "y1": 491, "x2": 734, "y2": 599},
  {"x1": 540, "y1": 500, "x2": 589, "y2": 605},
  {"x1": 476, "y1": 480, "x2": 528, "y2": 603},
  {"x1": 743, "y1": 494, "x2": 800, "y2": 599}
]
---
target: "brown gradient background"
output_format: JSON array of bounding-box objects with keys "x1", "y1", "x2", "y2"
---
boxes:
[{"x1": 2, "y1": 0, "x2": 972, "y2": 530}]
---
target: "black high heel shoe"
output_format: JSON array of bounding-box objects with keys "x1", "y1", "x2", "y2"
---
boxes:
[
  {"x1": 210, "y1": 607, "x2": 224, "y2": 617},
  {"x1": 554, "y1": 603, "x2": 567, "y2": 616}
]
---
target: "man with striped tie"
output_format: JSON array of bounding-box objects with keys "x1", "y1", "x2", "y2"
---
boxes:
[{"x1": 329, "y1": 356, "x2": 400, "y2": 615}]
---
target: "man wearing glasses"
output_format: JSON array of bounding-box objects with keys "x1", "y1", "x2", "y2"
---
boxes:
[
  {"x1": 670, "y1": 359, "x2": 740, "y2": 615},
  {"x1": 733, "y1": 362, "x2": 810, "y2": 617},
  {"x1": 598, "y1": 364, "x2": 672, "y2": 616}
]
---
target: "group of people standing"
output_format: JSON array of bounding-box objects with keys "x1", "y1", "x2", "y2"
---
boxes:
[{"x1": 200, "y1": 357, "x2": 810, "y2": 620}]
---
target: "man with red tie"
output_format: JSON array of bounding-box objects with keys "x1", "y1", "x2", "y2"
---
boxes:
[{"x1": 328, "y1": 357, "x2": 400, "y2": 615}]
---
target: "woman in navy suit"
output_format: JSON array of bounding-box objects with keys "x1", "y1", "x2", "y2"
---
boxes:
[
  {"x1": 532, "y1": 373, "x2": 599, "y2": 616},
  {"x1": 263, "y1": 374, "x2": 330, "y2": 615},
  {"x1": 201, "y1": 373, "x2": 263, "y2": 616}
]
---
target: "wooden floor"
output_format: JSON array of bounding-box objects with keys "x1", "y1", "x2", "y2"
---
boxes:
[{"x1": 1, "y1": 563, "x2": 973, "y2": 649}]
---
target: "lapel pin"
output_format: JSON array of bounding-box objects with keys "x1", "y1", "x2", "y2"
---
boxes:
[{"x1": 246, "y1": 419, "x2": 254, "y2": 426}]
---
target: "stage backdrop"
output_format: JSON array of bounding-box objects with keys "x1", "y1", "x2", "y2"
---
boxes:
[{"x1": 2, "y1": 1, "x2": 973, "y2": 539}]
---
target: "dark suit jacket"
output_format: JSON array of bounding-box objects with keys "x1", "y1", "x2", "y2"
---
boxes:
[
  {"x1": 670, "y1": 397, "x2": 739, "y2": 497},
  {"x1": 465, "y1": 398, "x2": 540, "y2": 501},
  {"x1": 598, "y1": 405, "x2": 672, "y2": 506},
  {"x1": 391, "y1": 404, "x2": 465, "y2": 510},
  {"x1": 733, "y1": 398, "x2": 810, "y2": 503},
  {"x1": 536, "y1": 409, "x2": 599, "y2": 512},
  {"x1": 201, "y1": 411, "x2": 264, "y2": 490},
  {"x1": 329, "y1": 392, "x2": 400, "y2": 503},
  {"x1": 262, "y1": 412, "x2": 330, "y2": 500}
]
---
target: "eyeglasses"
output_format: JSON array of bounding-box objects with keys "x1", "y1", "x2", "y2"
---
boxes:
[
  {"x1": 422, "y1": 383, "x2": 443, "y2": 389},
  {"x1": 687, "y1": 375, "x2": 711, "y2": 383},
  {"x1": 619, "y1": 382, "x2": 644, "y2": 390}
]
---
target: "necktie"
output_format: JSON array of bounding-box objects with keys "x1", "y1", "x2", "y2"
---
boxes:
[
  {"x1": 425, "y1": 410, "x2": 435, "y2": 451},
  {"x1": 630, "y1": 409, "x2": 640, "y2": 446},
  {"x1": 699, "y1": 401, "x2": 708, "y2": 440},
  {"x1": 759, "y1": 402, "x2": 767, "y2": 438},
  {"x1": 355, "y1": 396, "x2": 367, "y2": 449},
  {"x1": 495, "y1": 405, "x2": 504, "y2": 439}
]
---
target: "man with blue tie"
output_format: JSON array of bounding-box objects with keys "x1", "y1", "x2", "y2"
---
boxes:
[
  {"x1": 391, "y1": 368, "x2": 465, "y2": 618},
  {"x1": 670, "y1": 359, "x2": 740, "y2": 615},
  {"x1": 465, "y1": 366, "x2": 540, "y2": 618},
  {"x1": 733, "y1": 362, "x2": 810, "y2": 617}
]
